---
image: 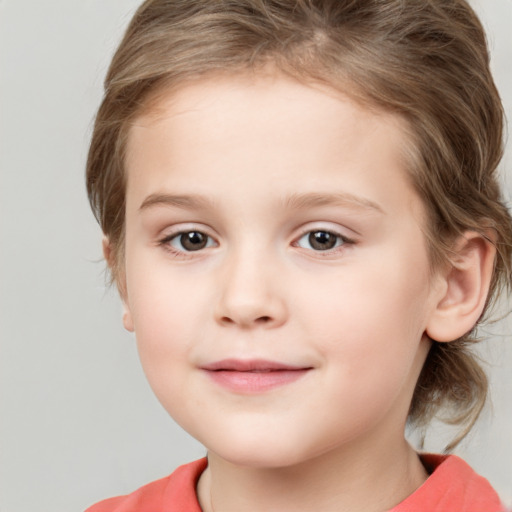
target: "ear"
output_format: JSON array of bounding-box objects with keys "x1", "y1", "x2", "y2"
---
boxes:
[
  {"x1": 102, "y1": 236, "x2": 134, "y2": 332},
  {"x1": 425, "y1": 231, "x2": 496, "y2": 343}
]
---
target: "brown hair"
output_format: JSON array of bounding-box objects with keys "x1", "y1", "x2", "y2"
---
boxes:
[{"x1": 86, "y1": 0, "x2": 512, "y2": 447}]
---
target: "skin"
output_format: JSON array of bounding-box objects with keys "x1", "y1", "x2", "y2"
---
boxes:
[{"x1": 116, "y1": 72, "x2": 493, "y2": 511}]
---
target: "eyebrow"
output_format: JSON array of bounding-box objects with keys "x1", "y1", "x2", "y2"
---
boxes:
[
  {"x1": 139, "y1": 193, "x2": 216, "y2": 211},
  {"x1": 282, "y1": 192, "x2": 384, "y2": 214},
  {"x1": 139, "y1": 191, "x2": 384, "y2": 214}
]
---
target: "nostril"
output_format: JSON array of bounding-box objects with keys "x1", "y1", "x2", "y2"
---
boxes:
[
  {"x1": 219, "y1": 314, "x2": 273, "y2": 327},
  {"x1": 256, "y1": 316, "x2": 272, "y2": 324}
]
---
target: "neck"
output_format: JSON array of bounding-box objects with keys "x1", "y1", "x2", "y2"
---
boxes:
[{"x1": 197, "y1": 436, "x2": 428, "y2": 512}]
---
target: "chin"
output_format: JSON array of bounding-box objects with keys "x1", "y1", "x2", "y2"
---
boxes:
[
  {"x1": 204, "y1": 432, "x2": 323, "y2": 470},
  {"x1": 215, "y1": 449, "x2": 304, "y2": 470}
]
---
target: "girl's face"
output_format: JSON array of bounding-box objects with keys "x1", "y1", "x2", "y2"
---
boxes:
[{"x1": 122, "y1": 73, "x2": 443, "y2": 468}]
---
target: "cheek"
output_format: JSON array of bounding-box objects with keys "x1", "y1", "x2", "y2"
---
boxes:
[
  {"x1": 298, "y1": 256, "x2": 431, "y2": 385},
  {"x1": 301, "y1": 261, "x2": 429, "y2": 342},
  {"x1": 124, "y1": 255, "x2": 202, "y2": 374},
  {"x1": 126, "y1": 245, "x2": 204, "y2": 329},
  {"x1": 126, "y1": 273, "x2": 202, "y2": 421}
]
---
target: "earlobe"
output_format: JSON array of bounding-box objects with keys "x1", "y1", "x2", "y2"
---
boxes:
[
  {"x1": 102, "y1": 236, "x2": 113, "y2": 267},
  {"x1": 102, "y1": 236, "x2": 134, "y2": 332},
  {"x1": 425, "y1": 231, "x2": 496, "y2": 343},
  {"x1": 122, "y1": 303, "x2": 135, "y2": 332}
]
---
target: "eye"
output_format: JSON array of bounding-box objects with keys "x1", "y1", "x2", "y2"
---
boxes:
[
  {"x1": 296, "y1": 230, "x2": 347, "y2": 251},
  {"x1": 166, "y1": 231, "x2": 216, "y2": 252}
]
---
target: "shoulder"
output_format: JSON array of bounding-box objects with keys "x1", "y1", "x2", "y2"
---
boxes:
[
  {"x1": 84, "y1": 458, "x2": 208, "y2": 512},
  {"x1": 391, "y1": 454, "x2": 504, "y2": 512}
]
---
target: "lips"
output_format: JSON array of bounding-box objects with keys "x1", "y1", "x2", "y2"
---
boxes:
[
  {"x1": 202, "y1": 359, "x2": 308, "y2": 372},
  {"x1": 200, "y1": 359, "x2": 312, "y2": 393}
]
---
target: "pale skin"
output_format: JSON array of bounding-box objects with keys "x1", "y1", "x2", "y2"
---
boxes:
[{"x1": 104, "y1": 72, "x2": 496, "y2": 511}]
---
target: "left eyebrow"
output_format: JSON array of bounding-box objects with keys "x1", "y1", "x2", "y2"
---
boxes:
[{"x1": 282, "y1": 192, "x2": 385, "y2": 215}]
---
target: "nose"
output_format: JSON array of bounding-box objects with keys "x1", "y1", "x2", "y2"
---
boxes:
[{"x1": 214, "y1": 247, "x2": 288, "y2": 329}]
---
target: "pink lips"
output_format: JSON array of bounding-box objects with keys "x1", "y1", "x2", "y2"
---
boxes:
[{"x1": 201, "y1": 359, "x2": 312, "y2": 393}]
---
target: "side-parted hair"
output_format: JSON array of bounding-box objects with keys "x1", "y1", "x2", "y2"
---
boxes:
[{"x1": 86, "y1": 0, "x2": 512, "y2": 448}]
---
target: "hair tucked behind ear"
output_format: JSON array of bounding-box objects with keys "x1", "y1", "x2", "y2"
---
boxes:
[
  {"x1": 409, "y1": 340, "x2": 489, "y2": 451},
  {"x1": 86, "y1": 0, "x2": 512, "y2": 447}
]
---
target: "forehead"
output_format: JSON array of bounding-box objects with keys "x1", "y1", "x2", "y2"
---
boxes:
[
  {"x1": 129, "y1": 70, "x2": 412, "y2": 145},
  {"x1": 124, "y1": 72, "x2": 422, "y2": 220},
  {"x1": 127, "y1": 72, "x2": 412, "y2": 159}
]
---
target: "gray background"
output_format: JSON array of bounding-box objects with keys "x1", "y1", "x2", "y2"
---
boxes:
[{"x1": 0, "y1": 1, "x2": 510, "y2": 510}]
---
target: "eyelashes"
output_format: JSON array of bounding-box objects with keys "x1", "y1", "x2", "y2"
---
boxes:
[
  {"x1": 158, "y1": 227, "x2": 355, "y2": 259},
  {"x1": 165, "y1": 231, "x2": 216, "y2": 252},
  {"x1": 294, "y1": 230, "x2": 352, "y2": 251}
]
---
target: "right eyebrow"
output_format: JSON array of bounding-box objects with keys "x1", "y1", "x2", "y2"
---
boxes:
[{"x1": 139, "y1": 193, "x2": 216, "y2": 212}]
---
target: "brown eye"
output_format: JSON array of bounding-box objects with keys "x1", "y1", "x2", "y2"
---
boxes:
[
  {"x1": 308, "y1": 231, "x2": 337, "y2": 250},
  {"x1": 296, "y1": 230, "x2": 347, "y2": 251},
  {"x1": 169, "y1": 231, "x2": 213, "y2": 252}
]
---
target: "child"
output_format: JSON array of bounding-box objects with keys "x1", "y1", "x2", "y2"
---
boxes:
[{"x1": 85, "y1": 0, "x2": 512, "y2": 510}]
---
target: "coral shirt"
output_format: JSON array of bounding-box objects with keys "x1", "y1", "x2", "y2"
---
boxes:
[{"x1": 85, "y1": 454, "x2": 504, "y2": 511}]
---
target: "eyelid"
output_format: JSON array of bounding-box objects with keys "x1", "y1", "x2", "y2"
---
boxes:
[
  {"x1": 158, "y1": 222, "x2": 217, "y2": 240},
  {"x1": 294, "y1": 222, "x2": 357, "y2": 241}
]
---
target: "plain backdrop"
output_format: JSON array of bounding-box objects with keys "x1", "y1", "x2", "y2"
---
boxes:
[{"x1": 0, "y1": 1, "x2": 511, "y2": 511}]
